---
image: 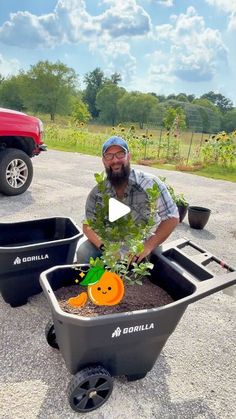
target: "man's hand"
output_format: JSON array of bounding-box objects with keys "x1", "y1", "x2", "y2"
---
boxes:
[
  {"x1": 132, "y1": 242, "x2": 153, "y2": 264},
  {"x1": 132, "y1": 217, "x2": 179, "y2": 264}
]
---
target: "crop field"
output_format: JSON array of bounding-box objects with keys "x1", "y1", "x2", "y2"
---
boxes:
[{"x1": 40, "y1": 115, "x2": 236, "y2": 182}]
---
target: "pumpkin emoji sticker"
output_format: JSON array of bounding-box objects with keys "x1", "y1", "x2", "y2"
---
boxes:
[{"x1": 67, "y1": 265, "x2": 125, "y2": 308}]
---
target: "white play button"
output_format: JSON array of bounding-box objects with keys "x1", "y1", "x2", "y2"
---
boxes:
[{"x1": 108, "y1": 198, "x2": 131, "y2": 222}]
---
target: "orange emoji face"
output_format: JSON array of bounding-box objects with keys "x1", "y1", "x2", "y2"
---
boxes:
[{"x1": 88, "y1": 271, "x2": 124, "y2": 306}]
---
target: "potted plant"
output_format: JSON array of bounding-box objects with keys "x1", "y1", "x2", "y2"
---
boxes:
[
  {"x1": 174, "y1": 192, "x2": 189, "y2": 223},
  {"x1": 158, "y1": 176, "x2": 189, "y2": 222}
]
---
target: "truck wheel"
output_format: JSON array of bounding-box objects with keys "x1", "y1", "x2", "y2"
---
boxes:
[
  {"x1": 45, "y1": 321, "x2": 59, "y2": 349},
  {"x1": 68, "y1": 366, "x2": 113, "y2": 412},
  {"x1": 0, "y1": 148, "x2": 33, "y2": 196}
]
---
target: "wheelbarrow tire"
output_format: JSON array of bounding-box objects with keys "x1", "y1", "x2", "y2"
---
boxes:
[
  {"x1": 45, "y1": 321, "x2": 59, "y2": 349},
  {"x1": 68, "y1": 366, "x2": 113, "y2": 412}
]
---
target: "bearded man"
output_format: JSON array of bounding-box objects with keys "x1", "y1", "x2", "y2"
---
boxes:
[{"x1": 77, "y1": 136, "x2": 179, "y2": 263}]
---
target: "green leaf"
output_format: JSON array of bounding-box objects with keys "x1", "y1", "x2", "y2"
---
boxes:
[
  {"x1": 80, "y1": 267, "x2": 105, "y2": 286},
  {"x1": 94, "y1": 172, "x2": 103, "y2": 183},
  {"x1": 89, "y1": 257, "x2": 95, "y2": 266}
]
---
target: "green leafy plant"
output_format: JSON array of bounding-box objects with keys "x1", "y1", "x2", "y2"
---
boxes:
[
  {"x1": 200, "y1": 131, "x2": 236, "y2": 167},
  {"x1": 84, "y1": 172, "x2": 160, "y2": 285},
  {"x1": 158, "y1": 176, "x2": 188, "y2": 207}
]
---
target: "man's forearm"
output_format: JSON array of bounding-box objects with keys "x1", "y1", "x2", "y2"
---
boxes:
[
  {"x1": 144, "y1": 217, "x2": 179, "y2": 251},
  {"x1": 83, "y1": 224, "x2": 103, "y2": 249}
]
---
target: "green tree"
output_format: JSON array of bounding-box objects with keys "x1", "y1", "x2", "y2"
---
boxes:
[
  {"x1": 0, "y1": 75, "x2": 25, "y2": 111},
  {"x1": 163, "y1": 107, "x2": 186, "y2": 131},
  {"x1": 118, "y1": 92, "x2": 159, "y2": 128},
  {"x1": 167, "y1": 94, "x2": 176, "y2": 100},
  {"x1": 96, "y1": 84, "x2": 125, "y2": 125},
  {"x1": 83, "y1": 68, "x2": 122, "y2": 118},
  {"x1": 176, "y1": 93, "x2": 189, "y2": 102},
  {"x1": 22, "y1": 60, "x2": 78, "y2": 121},
  {"x1": 192, "y1": 98, "x2": 222, "y2": 132},
  {"x1": 193, "y1": 98, "x2": 217, "y2": 111},
  {"x1": 83, "y1": 68, "x2": 105, "y2": 118},
  {"x1": 187, "y1": 94, "x2": 195, "y2": 102},
  {"x1": 156, "y1": 94, "x2": 166, "y2": 102},
  {"x1": 183, "y1": 103, "x2": 221, "y2": 133},
  {"x1": 71, "y1": 97, "x2": 91, "y2": 124},
  {"x1": 108, "y1": 72, "x2": 122, "y2": 85},
  {"x1": 221, "y1": 109, "x2": 236, "y2": 132},
  {"x1": 200, "y1": 91, "x2": 233, "y2": 113}
]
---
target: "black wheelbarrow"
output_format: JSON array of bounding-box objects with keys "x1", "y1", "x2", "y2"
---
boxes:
[
  {"x1": 39, "y1": 238, "x2": 236, "y2": 413},
  {"x1": 0, "y1": 217, "x2": 83, "y2": 307}
]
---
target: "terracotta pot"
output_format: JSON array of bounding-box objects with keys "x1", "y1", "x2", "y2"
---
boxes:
[
  {"x1": 177, "y1": 203, "x2": 189, "y2": 223},
  {"x1": 188, "y1": 206, "x2": 211, "y2": 229}
]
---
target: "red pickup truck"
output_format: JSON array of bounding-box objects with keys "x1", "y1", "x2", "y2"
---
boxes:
[{"x1": 0, "y1": 107, "x2": 46, "y2": 196}]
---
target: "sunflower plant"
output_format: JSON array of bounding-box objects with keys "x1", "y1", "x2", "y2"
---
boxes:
[{"x1": 200, "y1": 131, "x2": 236, "y2": 166}]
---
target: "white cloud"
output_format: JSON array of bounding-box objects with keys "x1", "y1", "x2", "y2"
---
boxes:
[
  {"x1": 0, "y1": 54, "x2": 21, "y2": 76},
  {"x1": 156, "y1": 0, "x2": 174, "y2": 7},
  {"x1": 205, "y1": 0, "x2": 236, "y2": 31},
  {"x1": 205, "y1": 0, "x2": 236, "y2": 14},
  {"x1": 152, "y1": 7, "x2": 228, "y2": 83},
  {"x1": 0, "y1": 0, "x2": 152, "y2": 84},
  {"x1": 0, "y1": 11, "x2": 61, "y2": 48},
  {"x1": 145, "y1": 50, "x2": 176, "y2": 86},
  {"x1": 146, "y1": 0, "x2": 174, "y2": 7},
  {"x1": 94, "y1": 0, "x2": 151, "y2": 38},
  {"x1": 89, "y1": 36, "x2": 137, "y2": 83},
  {"x1": 0, "y1": 0, "x2": 151, "y2": 49}
]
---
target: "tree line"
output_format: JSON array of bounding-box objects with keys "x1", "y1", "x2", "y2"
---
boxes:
[{"x1": 0, "y1": 60, "x2": 236, "y2": 133}]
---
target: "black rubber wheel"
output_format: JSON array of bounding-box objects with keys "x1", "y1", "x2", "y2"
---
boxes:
[
  {"x1": 68, "y1": 366, "x2": 113, "y2": 412},
  {"x1": 0, "y1": 148, "x2": 33, "y2": 196},
  {"x1": 45, "y1": 321, "x2": 59, "y2": 349}
]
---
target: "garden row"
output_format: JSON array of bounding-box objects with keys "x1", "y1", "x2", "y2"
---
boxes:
[{"x1": 44, "y1": 123, "x2": 236, "y2": 172}]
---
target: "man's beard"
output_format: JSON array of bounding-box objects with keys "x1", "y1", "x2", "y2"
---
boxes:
[{"x1": 105, "y1": 163, "x2": 130, "y2": 187}]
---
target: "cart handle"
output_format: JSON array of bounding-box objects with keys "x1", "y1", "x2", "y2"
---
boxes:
[
  {"x1": 154, "y1": 238, "x2": 236, "y2": 304},
  {"x1": 186, "y1": 270, "x2": 236, "y2": 304}
]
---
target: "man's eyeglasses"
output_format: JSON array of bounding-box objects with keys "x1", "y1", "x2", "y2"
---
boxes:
[{"x1": 103, "y1": 150, "x2": 127, "y2": 161}]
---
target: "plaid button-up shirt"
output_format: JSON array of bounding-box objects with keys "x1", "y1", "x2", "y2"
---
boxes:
[{"x1": 83, "y1": 169, "x2": 179, "y2": 232}]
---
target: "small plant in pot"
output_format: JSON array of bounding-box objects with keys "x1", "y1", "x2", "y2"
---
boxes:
[{"x1": 158, "y1": 176, "x2": 188, "y2": 223}]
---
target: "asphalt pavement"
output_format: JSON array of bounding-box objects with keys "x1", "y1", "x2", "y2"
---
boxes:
[{"x1": 0, "y1": 150, "x2": 235, "y2": 419}]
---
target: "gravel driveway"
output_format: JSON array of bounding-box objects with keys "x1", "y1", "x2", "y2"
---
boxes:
[{"x1": 0, "y1": 150, "x2": 235, "y2": 419}]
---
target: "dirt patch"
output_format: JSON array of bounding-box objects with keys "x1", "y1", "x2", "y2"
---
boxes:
[{"x1": 56, "y1": 278, "x2": 173, "y2": 317}]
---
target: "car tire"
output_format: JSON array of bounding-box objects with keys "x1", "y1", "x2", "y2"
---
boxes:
[{"x1": 0, "y1": 148, "x2": 33, "y2": 196}]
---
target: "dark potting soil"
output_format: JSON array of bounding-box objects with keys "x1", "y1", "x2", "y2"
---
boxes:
[{"x1": 56, "y1": 278, "x2": 174, "y2": 317}]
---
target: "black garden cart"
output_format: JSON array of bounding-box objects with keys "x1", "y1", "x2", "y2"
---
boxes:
[
  {"x1": 0, "y1": 216, "x2": 83, "y2": 307},
  {"x1": 40, "y1": 238, "x2": 236, "y2": 413}
]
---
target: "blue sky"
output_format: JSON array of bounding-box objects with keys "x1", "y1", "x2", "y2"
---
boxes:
[{"x1": 0, "y1": 0, "x2": 236, "y2": 104}]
